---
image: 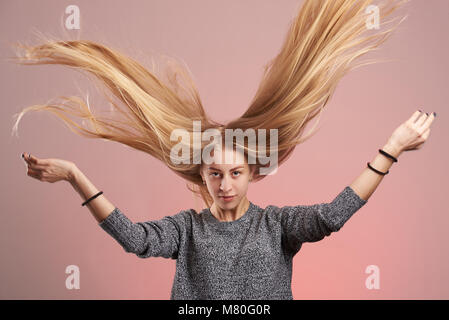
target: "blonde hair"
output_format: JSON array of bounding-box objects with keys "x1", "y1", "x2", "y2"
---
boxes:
[{"x1": 9, "y1": 0, "x2": 408, "y2": 208}]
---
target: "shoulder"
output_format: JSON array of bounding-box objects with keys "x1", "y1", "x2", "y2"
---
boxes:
[
  {"x1": 167, "y1": 208, "x2": 194, "y2": 222},
  {"x1": 164, "y1": 207, "x2": 206, "y2": 227},
  {"x1": 250, "y1": 202, "x2": 284, "y2": 224},
  {"x1": 252, "y1": 201, "x2": 320, "y2": 226}
]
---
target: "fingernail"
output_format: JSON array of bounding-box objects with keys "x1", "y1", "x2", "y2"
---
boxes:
[
  {"x1": 426, "y1": 112, "x2": 429, "y2": 116},
  {"x1": 21, "y1": 153, "x2": 24, "y2": 159},
  {"x1": 433, "y1": 112, "x2": 437, "y2": 117},
  {"x1": 418, "y1": 109, "x2": 422, "y2": 112}
]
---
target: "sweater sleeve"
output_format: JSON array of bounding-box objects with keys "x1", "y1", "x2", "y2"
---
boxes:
[
  {"x1": 280, "y1": 186, "x2": 367, "y2": 255},
  {"x1": 98, "y1": 207, "x2": 187, "y2": 259}
]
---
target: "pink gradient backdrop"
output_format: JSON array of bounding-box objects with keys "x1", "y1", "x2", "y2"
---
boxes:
[{"x1": 1, "y1": 0, "x2": 448, "y2": 299}]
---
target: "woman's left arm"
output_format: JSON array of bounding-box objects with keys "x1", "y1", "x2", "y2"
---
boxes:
[{"x1": 350, "y1": 110, "x2": 436, "y2": 201}]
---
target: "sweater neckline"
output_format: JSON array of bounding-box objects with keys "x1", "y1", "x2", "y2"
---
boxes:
[{"x1": 204, "y1": 201, "x2": 256, "y2": 226}]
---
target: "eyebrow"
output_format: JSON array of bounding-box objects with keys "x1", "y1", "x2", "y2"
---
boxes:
[{"x1": 207, "y1": 166, "x2": 244, "y2": 171}]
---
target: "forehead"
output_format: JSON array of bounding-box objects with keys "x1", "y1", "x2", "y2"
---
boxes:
[{"x1": 203, "y1": 146, "x2": 247, "y2": 169}]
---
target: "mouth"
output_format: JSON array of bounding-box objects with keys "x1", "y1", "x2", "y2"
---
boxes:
[{"x1": 220, "y1": 195, "x2": 235, "y2": 201}]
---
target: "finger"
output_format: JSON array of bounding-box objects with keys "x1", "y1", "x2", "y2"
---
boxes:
[
  {"x1": 421, "y1": 112, "x2": 436, "y2": 130},
  {"x1": 22, "y1": 152, "x2": 33, "y2": 164},
  {"x1": 421, "y1": 127, "x2": 430, "y2": 140},
  {"x1": 415, "y1": 112, "x2": 428, "y2": 126},
  {"x1": 23, "y1": 152, "x2": 36, "y2": 163},
  {"x1": 28, "y1": 163, "x2": 47, "y2": 170},
  {"x1": 28, "y1": 153, "x2": 40, "y2": 164},
  {"x1": 24, "y1": 153, "x2": 45, "y2": 166},
  {"x1": 408, "y1": 110, "x2": 423, "y2": 123},
  {"x1": 22, "y1": 154, "x2": 45, "y2": 169},
  {"x1": 22, "y1": 153, "x2": 33, "y2": 167},
  {"x1": 26, "y1": 167, "x2": 41, "y2": 179}
]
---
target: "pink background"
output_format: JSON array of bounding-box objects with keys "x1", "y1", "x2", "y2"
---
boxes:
[{"x1": 1, "y1": 0, "x2": 448, "y2": 299}]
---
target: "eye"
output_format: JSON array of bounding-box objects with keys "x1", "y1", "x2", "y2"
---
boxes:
[{"x1": 210, "y1": 171, "x2": 241, "y2": 177}]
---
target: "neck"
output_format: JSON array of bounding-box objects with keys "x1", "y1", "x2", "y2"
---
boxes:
[{"x1": 210, "y1": 196, "x2": 250, "y2": 222}]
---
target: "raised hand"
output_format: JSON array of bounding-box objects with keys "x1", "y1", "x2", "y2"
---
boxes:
[
  {"x1": 21, "y1": 152, "x2": 75, "y2": 183},
  {"x1": 388, "y1": 110, "x2": 436, "y2": 153}
]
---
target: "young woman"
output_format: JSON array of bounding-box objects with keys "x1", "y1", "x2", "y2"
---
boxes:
[{"x1": 15, "y1": 0, "x2": 436, "y2": 299}]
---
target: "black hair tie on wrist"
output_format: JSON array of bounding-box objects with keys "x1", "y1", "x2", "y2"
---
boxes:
[
  {"x1": 82, "y1": 191, "x2": 103, "y2": 206},
  {"x1": 379, "y1": 149, "x2": 398, "y2": 162},
  {"x1": 367, "y1": 162, "x2": 388, "y2": 175},
  {"x1": 366, "y1": 148, "x2": 399, "y2": 176}
]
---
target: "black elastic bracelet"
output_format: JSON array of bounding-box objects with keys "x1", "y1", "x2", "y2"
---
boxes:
[
  {"x1": 82, "y1": 191, "x2": 103, "y2": 206},
  {"x1": 367, "y1": 162, "x2": 389, "y2": 175},
  {"x1": 379, "y1": 149, "x2": 398, "y2": 162}
]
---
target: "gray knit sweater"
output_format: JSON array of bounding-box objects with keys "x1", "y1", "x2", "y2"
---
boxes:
[{"x1": 99, "y1": 186, "x2": 367, "y2": 300}]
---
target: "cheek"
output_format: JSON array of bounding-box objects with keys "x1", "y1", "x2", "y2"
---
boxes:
[
  {"x1": 209, "y1": 181, "x2": 220, "y2": 192},
  {"x1": 237, "y1": 181, "x2": 249, "y2": 192}
]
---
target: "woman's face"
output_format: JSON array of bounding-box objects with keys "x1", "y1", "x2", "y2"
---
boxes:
[{"x1": 201, "y1": 147, "x2": 253, "y2": 209}]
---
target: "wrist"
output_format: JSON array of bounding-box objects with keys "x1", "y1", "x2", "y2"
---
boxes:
[
  {"x1": 382, "y1": 141, "x2": 402, "y2": 159},
  {"x1": 68, "y1": 164, "x2": 79, "y2": 184}
]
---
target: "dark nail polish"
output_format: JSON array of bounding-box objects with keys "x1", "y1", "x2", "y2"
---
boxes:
[
  {"x1": 418, "y1": 109, "x2": 422, "y2": 112},
  {"x1": 21, "y1": 153, "x2": 24, "y2": 159},
  {"x1": 426, "y1": 112, "x2": 429, "y2": 116},
  {"x1": 433, "y1": 112, "x2": 437, "y2": 117}
]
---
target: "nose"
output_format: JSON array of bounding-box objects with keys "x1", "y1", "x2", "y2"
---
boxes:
[{"x1": 220, "y1": 175, "x2": 232, "y2": 192}]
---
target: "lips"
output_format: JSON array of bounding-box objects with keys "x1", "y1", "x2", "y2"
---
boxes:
[{"x1": 220, "y1": 195, "x2": 235, "y2": 201}]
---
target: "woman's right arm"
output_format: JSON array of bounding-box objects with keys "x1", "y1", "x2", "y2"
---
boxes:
[
  {"x1": 68, "y1": 165, "x2": 116, "y2": 224},
  {"x1": 70, "y1": 165, "x2": 183, "y2": 259},
  {"x1": 22, "y1": 152, "x2": 115, "y2": 223},
  {"x1": 22, "y1": 152, "x2": 184, "y2": 258}
]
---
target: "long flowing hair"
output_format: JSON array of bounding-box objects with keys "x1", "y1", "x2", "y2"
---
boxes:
[{"x1": 9, "y1": 0, "x2": 409, "y2": 208}]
